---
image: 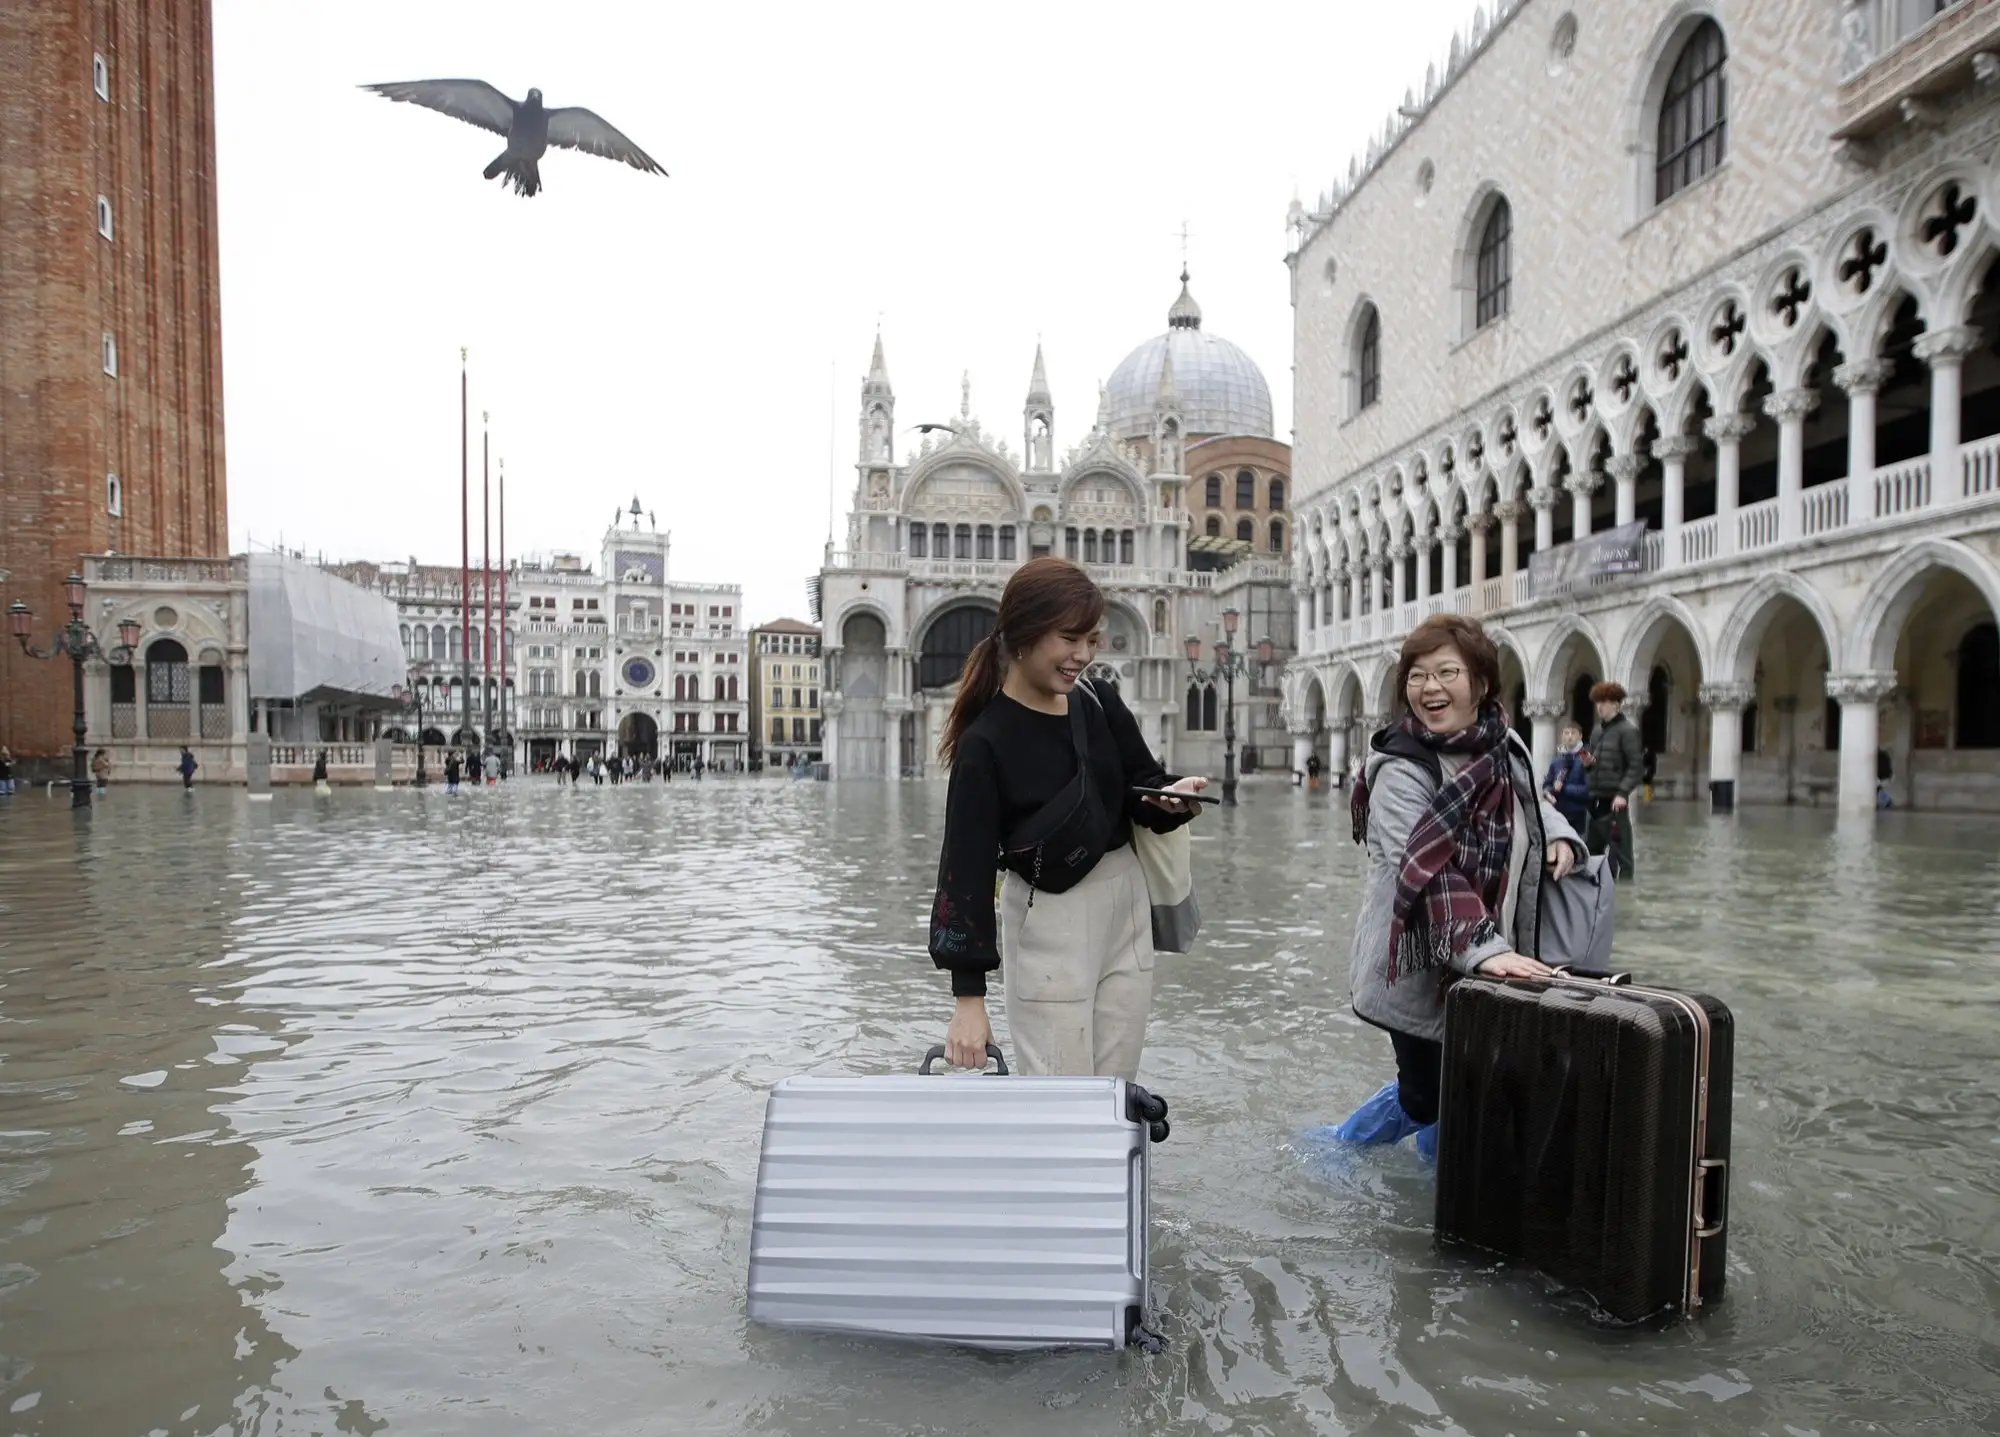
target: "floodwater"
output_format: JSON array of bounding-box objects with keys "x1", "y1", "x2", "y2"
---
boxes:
[{"x1": 2, "y1": 778, "x2": 1998, "y2": 1437}]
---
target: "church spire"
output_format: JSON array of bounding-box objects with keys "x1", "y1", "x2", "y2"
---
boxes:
[
  {"x1": 858, "y1": 330, "x2": 895, "y2": 465},
  {"x1": 1024, "y1": 342, "x2": 1054, "y2": 472}
]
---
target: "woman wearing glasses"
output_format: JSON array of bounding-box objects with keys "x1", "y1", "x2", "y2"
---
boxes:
[{"x1": 1333, "y1": 614, "x2": 1586, "y2": 1153}]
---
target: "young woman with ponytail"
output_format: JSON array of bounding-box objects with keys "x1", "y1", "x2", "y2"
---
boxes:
[{"x1": 929, "y1": 557, "x2": 1209, "y2": 1079}]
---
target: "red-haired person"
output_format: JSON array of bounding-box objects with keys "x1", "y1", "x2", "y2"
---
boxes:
[
  {"x1": 1331, "y1": 614, "x2": 1586, "y2": 1155},
  {"x1": 929, "y1": 558, "x2": 1209, "y2": 1079}
]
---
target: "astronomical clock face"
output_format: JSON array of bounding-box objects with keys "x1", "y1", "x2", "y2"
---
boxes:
[{"x1": 623, "y1": 657, "x2": 656, "y2": 689}]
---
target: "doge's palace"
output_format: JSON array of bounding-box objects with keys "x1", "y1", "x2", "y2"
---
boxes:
[{"x1": 1282, "y1": 0, "x2": 2000, "y2": 814}]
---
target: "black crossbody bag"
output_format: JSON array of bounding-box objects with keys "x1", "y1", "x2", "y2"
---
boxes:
[{"x1": 1000, "y1": 683, "x2": 1111, "y2": 903}]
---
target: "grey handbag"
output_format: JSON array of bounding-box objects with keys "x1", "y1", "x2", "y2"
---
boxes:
[{"x1": 1539, "y1": 852, "x2": 1617, "y2": 973}]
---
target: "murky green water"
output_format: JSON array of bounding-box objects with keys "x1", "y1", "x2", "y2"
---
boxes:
[{"x1": 2, "y1": 780, "x2": 1997, "y2": 1435}]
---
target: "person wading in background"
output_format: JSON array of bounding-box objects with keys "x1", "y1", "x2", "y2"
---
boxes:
[
  {"x1": 1543, "y1": 721, "x2": 1592, "y2": 835},
  {"x1": 1583, "y1": 681, "x2": 1644, "y2": 882},
  {"x1": 177, "y1": 746, "x2": 198, "y2": 792},
  {"x1": 929, "y1": 557, "x2": 1209, "y2": 1080}
]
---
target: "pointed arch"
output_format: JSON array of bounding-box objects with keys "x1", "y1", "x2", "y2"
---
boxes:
[
  {"x1": 1715, "y1": 571, "x2": 1842, "y2": 684},
  {"x1": 1528, "y1": 611, "x2": 1612, "y2": 704},
  {"x1": 1846, "y1": 538, "x2": 2000, "y2": 672},
  {"x1": 1614, "y1": 594, "x2": 1714, "y2": 694},
  {"x1": 1329, "y1": 663, "x2": 1365, "y2": 722}
]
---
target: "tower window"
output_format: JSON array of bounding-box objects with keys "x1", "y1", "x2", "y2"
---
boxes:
[
  {"x1": 96, "y1": 195, "x2": 113, "y2": 240},
  {"x1": 1236, "y1": 471, "x2": 1255, "y2": 508},
  {"x1": 1268, "y1": 477, "x2": 1285, "y2": 509},
  {"x1": 1656, "y1": 19, "x2": 1727, "y2": 204},
  {"x1": 102, "y1": 332, "x2": 117, "y2": 376},
  {"x1": 1205, "y1": 474, "x2": 1222, "y2": 506},
  {"x1": 106, "y1": 472, "x2": 122, "y2": 516},
  {"x1": 1236, "y1": 517, "x2": 1254, "y2": 544},
  {"x1": 93, "y1": 53, "x2": 109, "y2": 101}
]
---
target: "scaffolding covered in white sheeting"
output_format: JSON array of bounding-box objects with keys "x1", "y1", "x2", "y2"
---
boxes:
[{"x1": 248, "y1": 552, "x2": 407, "y2": 703}]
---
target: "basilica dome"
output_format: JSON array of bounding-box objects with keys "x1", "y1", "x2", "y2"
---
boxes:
[{"x1": 1104, "y1": 271, "x2": 1274, "y2": 442}]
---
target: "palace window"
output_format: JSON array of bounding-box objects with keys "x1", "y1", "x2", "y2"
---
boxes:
[
  {"x1": 909, "y1": 524, "x2": 927, "y2": 558},
  {"x1": 1268, "y1": 477, "x2": 1284, "y2": 509},
  {"x1": 1356, "y1": 306, "x2": 1381, "y2": 411},
  {"x1": 998, "y1": 527, "x2": 1017, "y2": 561},
  {"x1": 1656, "y1": 19, "x2": 1727, "y2": 204},
  {"x1": 1269, "y1": 518, "x2": 1285, "y2": 554},
  {"x1": 1205, "y1": 515, "x2": 1221, "y2": 537},
  {"x1": 1475, "y1": 198, "x2": 1512, "y2": 328},
  {"x1": 1236, "y1": 517, "x2": 1254, "y2": 544},
  {"x1": 1205, "y1": 474, "x2": 1222, "y2": 506},
  {"x1": 1083, "y1": 530, "x2": 1099, "y2": 563},
  {"x1": 932, "y1": 523, "x2": 949, "y2": 556},
  {"x1": 954, "y1": 524, "x2": 972, "y2": 560},
  {"x1": 976, "y1": 524, "x2": 995, "y2": 560},
  {"x1": 1236, "y1": 471, "x2": 1255, "y2": 508},
  {"x1": 1119, "y1": 530, "x2": 1134, "y2": 565}
]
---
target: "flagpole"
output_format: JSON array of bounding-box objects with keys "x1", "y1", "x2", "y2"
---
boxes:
[
  {"x1": 499, "y1": 457, "x2": 509, "y2": 770},
  {"x1": 482, "y1": 412, "x2": 493, "y2": 754},
  {"x1": 460, "y1": 348, "x2": 472, "y2": 743}
]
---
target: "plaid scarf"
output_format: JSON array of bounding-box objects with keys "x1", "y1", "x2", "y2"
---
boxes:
[{"x1": 1350, "y1": 703, "x2": 1515, "y2": 984}]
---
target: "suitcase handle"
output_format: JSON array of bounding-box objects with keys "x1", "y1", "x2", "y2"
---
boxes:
[
  {"x1": 1694, "y1": 1157, "x2": 1727, "y2": 1238},
  {"x1": 918, "y1": 1043, "x2": 1009, "y2": 1076},
  {"x1": 1551, "y1": 966, "x2": 1633, "y2": 986}
]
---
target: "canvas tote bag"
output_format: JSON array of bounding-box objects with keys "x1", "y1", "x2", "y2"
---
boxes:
[
  {"x1": 1539, "y1": 852, "x2": 1616, "y2": 973},
  {"x1": 1131, "y1": 821, "x2": 1201, "y2": 953}
]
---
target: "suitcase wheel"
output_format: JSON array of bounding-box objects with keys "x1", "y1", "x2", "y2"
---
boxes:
[
  {"x1": 1148, "y1": 1118, "x2": 1170, "y2": 1144},
  {"x1": 1127, "y1": 1086, "x2": 1169, "y2": 1125}
]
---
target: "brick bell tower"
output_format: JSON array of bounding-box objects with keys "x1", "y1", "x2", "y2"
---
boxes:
[{"x1": 0, "y1": 0, "x2": 229, "y2": 767}]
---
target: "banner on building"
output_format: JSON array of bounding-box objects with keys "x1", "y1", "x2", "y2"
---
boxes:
[{"x1": 1526, "y1": 521, "x2": 1649, "y2": 595}]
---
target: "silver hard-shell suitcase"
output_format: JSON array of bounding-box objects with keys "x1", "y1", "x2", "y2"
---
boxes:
[{"x1": 747, "y1": 1045, "x2": 1170, "y2": 1350}]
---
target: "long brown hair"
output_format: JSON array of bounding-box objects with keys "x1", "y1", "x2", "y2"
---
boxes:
[{"x1": 938, "y1": 557, "x2": 1106, "y2": 766}]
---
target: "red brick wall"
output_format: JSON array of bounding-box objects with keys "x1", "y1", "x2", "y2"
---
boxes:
[{"x1": 0, "y1": 0, "x2": 227, "y2": 761}]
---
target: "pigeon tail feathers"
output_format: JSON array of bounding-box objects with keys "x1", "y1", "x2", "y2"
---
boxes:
[{"x1": 484, "y1": 151, "x2": 541, "y2": 197}]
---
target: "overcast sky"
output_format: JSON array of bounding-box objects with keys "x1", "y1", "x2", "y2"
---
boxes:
[{"x1": 214, "y1": 0, "x2": 1478, "y2": 625}]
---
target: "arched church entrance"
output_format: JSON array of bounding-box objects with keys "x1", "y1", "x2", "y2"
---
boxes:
[
  {"x1": 837, "y1": 611, "x2": 889, "y2": 779},
  {"x1": 918, "y1": 604, "x2": 997, "y2": 691}
]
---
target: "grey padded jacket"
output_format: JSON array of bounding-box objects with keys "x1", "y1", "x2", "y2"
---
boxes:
[{"x1": 1347, "y1": 730, "x2": 1587, "y2": 1043}]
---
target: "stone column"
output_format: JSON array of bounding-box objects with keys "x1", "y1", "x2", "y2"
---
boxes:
[
  {"x1": 1699, "y1": 681, "x2": 1752, "y2": 813},
  {"x1": 1705, "y1": 414, "x2": 1755, "y2": 558},
  {"x1": 1654, "y1": 436, "x2": 1699, "y2": 568},
  {"x1": 1523, "y1": 699, "x2": 1567, "y2": 780},
  {"x1": 1389, "y1": 542, "x2": 1411, "y2": 625},
  {"x1": 1764, "y1": 388, "x2": 1820, "y2": 544},
  {"x1": 1496, "y1": 501, "x2": 1523, "y2": 594},
  {"x1": 1295, "y1": 584, "x2": 1313, "y2": 650},
  {"x1": 1328, "y1": 725, "x2": 1349, "y2": 788},
  {"x1": 1343, "y1": 566, "x2": 1359, "y2": 628},
  {"x1": 1834, "y1": 359, "x2": 1894, "y2": 506},
  {"x1": 1913, "y1": 325, "x2": 1980, "y2": 506},
  {"x1": 1437, "y1": 521, "x2": 1460, "y2": 599},
  {"x1": 1826, "y1": 671, "x2": 1897, "y2": 816},
  {"x1": 1773, "y1": 694, "x2": 1800, "y2": 804},
  {"x1": 886, "y1": 647, "x2": 908, "y2": 701},
  {"x1": 1529, "y1": 484, "x2": 1558, "y2": 553},
  {"x1": 1291, "y1": 728, "x2": 1313, "y2": 779},
  {"x1": 1414, "y1": 533, "x2": 1433, "y2": 604},
  {"x1": 1466, "y1": 514, "x2": 1491, "y2": 607},
  {"x1": 1606, "y1": 453, "x2": 1642, "y2": 531}
]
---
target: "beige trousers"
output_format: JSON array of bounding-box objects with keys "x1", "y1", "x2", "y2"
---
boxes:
[{"x1": 999, "y1": 842, "x2": 1156, "y2": 1080}]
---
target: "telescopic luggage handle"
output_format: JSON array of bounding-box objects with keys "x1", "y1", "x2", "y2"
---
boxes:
[
  {"x1": 1550, "y1": 966, "x2": 1633, "y2": 985},
  {"x1": 919, "y1": 1043, "x2": 1009, "y2": 1075}
]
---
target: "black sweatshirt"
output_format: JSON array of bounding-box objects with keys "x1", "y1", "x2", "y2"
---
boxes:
[{"x1": 928, "y1": 681, "x2": 1192, "y2": 998}]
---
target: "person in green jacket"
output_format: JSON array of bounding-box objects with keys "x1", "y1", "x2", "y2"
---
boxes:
[{"x1": 1582, "y1": 680, "x2": 1644, "y2": 880}]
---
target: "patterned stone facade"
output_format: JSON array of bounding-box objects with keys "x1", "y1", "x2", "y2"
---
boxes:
[{"x1": 1282, "y1": 0, "x2": 2000, "y2": 814}]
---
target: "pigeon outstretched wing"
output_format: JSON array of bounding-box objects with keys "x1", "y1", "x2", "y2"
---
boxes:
[
  {"x1": 361, "y1": 79, "x2": 518, "y2": 138},
  {"x1": 544, "y1": 107, "x2": 667, "y2": 175}
]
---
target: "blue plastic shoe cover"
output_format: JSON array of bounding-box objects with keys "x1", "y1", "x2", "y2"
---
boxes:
[
  {"x1": 1328, "y1": 1081, "x2": 1426, "y2": 1146},
  {"x1": 1414, "y1": 1123, "x2": 1438, "y2": 1163}
]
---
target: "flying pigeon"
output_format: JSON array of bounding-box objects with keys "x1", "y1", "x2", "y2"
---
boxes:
[{"x1": 360, "y1": 80, "x2": 666, "y2": 197}]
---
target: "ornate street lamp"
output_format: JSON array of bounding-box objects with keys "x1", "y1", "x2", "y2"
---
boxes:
[
  {"x1": 1184, "y1": 607, "x2": 1274, "y2": 806},
  {"x1": 393, "y1": 680, "x2": 430, "y2": 786},
  {"x1": 10, "y1": 573, "x2": 142, "y2": 810}
]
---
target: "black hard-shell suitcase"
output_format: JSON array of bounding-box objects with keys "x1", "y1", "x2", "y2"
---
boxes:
[{"x1": 1434, "y1": 972, "x2": 1733, "y2": 1323}]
